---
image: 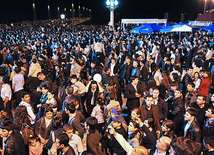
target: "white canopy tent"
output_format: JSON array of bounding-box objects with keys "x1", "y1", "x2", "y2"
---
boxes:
[{"x1": 121, "y1": 19, "x2": 167, "y2": 30}]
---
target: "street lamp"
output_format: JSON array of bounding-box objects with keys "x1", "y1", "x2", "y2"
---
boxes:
[
  {"x1": 57, "y1": 7, "x2": 60, "y2": 19},
  {"x1": 78, "y1": 6, "x2": 81, "y2": 18},
  {"x1": 48, "y1": 5, "x2": 50, "y2": 20},
  {"x1": 32, "y1": 3, "x2": 36, "y2": 21},
  {"x1": 72, "y1": 3, "x2": 75, "y2": 18},
  {"x1": 106, "y1": 0, "x2": 118, "y2": 27},
  {"x1": 204, "y1": 0, "x2": 207, "y2": 13},
  {"x1": 64, "y1": 8, "x2": 67, "y2": 18}
]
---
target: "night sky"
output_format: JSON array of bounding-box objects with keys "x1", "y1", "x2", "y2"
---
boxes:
[{"x1": 0, "y1": 0, "x2": 213, "y2": 24}]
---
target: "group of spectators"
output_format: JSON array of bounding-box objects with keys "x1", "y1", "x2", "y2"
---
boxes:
[{"x1": 0, "y1": 19, "x2": 213, "y2": 155}]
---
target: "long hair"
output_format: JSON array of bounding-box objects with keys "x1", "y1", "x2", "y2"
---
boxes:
[
  {"x1": 162, "y1": 120, "x2": 176, "y2": 139},
  {"x1": 14, "y1": 106, "x2": 29, "y2": 130},
  {"x1": 129, "y1": 120, "x2": 143, "y2": 144},
  {"x1": 86, "y1": 117, "x2": 98, "y2": 134}
]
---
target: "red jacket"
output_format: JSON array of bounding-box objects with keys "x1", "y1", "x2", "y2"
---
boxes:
[{"x1": 198, "y1": 77, "x2": 210, "y2": 96}]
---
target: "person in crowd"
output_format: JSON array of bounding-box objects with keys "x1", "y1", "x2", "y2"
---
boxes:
[
  {"x1": 125, "y1": 76, "x2": 143, "y2": 123},
  {"x1": 203, "y1": 107, "x2": 214, "y2": 137},
  {"x1": 184, "y1": 82, "x2": 197, "y2": 108},
  {"x1": 86, "y1": 117, "x2": 104, "y2": 155},
  {"x1": 103, "y1": 92, "x2": 121, "y2": 120},
  {"x1": 65, "y1": 101, "x2": 85, "y2": 139},
  {"x1": 19, "y1": 91, "x2": 36, "y2": 124},
  {"x1": 44, "y1": 90, "x2": 60, "y2": 114},
  {"x1": 63, "y1": 124, "x2": 84, "y2": 155},
  {"x1": 198, "y1": 71, "x2": 211, "y2": 97},
  {"x1": 152, "y1": 88, "x2": 168, "y2": 122},
  {"x1": 91, "y1": 97, "x2": 106, "y2": 134},
  {"x1": 70, "y1": 58, "x2": 81, "y2": 78},
  {"x1": 182, "y1": 67, "x2": 193, "y2": 95},
  {"x1": 193, "y1": 71, "x2": 201, "y2": 90},
  {"x1": 203, "y1": 136, "x2": 214, "y2": 155},
  {"x1": 28, "y1": 58, "x2": 41, "y2": 78},
  {"x1": 139, "y1": 95, "x2": 161, "y2": 132},
  {"x1": 85, "y1": 80, "x2": 104, "y2": 117},
  {"x1": 37, "y1": 84, "x2": 49, "y2": 119},
  {"x1": 0, "y1": 118, "x2": 26, "y2": 155},
  {"x1": 161, "y1": 120, "x2": 176, "y2": 139},
  {"x1": 189, "y1": 94, "x2": 212, "y2": 129},
  {"x1": 168, "y1": 89, "x2": 184, "y2": 135},
  {"x1": 35, "y1": 108, "x2": 54, "y2": 154},
  {"x1": 46, "y1": 116, "x2": 64, "y2": 150},
  {"x1": 12, "y1": 67, "x2": 24, "y2": 105},
  {"x1": 128, "y1": 120, "x2": 142, "y2": 148},
  {"x1": 56, "y1": 133, "x2": 75, "y2": 155},
  {"x1": 169, "y1": 137, "x2": 202, "y2": 155},
  {"x1": 108, "y1": 115, "x2": 128, "y2": 155},
  {"x1": 107, "y1": 125, "x2": 149, "y2": 155},
  {"x1": 37, "y1": 72, "x2": 52, "y2": 92},
  {"x1": 182, "y1": 108, "x2": 202, "y2": 142},
  {"x1": 28, "y1": 135, "x2": 43, "y2": 155},
  {"x1": 1, "y1": 76, "x2": 12, "y2": 116}
]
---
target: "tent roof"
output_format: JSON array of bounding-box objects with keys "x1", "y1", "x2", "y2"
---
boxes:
[{"x1": 195, "y1": 9, "x2": 214, "y2": 22}]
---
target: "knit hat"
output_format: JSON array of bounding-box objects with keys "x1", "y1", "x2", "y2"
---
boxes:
[
  {"x1": 112, "y1": 115, "x2": 123, "y2": 123},
  {"x1": 111, "y1": 108, "x2": 121, "y2": 115}
]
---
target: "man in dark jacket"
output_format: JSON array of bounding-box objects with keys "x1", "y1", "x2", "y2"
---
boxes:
[
  {"x1": 139, "y1": 95, "x2": 161, "y2": 132},
  {"x1": 56, "y1": 133, "x2": 75, "y2": 155},
  {"x1": 182, "y1": 108, "x2": 201, "y2": 142},
  {"x1": 168, "y1": 89, "x2": 184, "y2": 135},
  {"x1": 125, "y1": 76, "x2": 143, "y2": 123},
  {"x1": 65, "y1": 102, "x2": 85, "y2": 139},
  {"x1": 152, "y1": 88, "x2": 168, "y2": 122},
  {"x1": 0, "y1": 118, "x2": 26, "y2": 155},
  {"x1": 189, "y1": 95, "x2": 212, "y2": 131},
  {"x1": 182, "y1": 67, "x2": 193, "y2": 95}
]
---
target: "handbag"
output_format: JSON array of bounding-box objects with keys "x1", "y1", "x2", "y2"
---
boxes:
[
  {"x1": 21, "y1": 123, "x2": 34, "y2": 145},
  {"x1": 48, "y1": 132, "x2": 57, "y2": 155}
]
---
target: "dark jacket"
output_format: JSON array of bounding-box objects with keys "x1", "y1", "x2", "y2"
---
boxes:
[
  {"x1": 47, "y1": 128, "x2": 63, "y2": 149},
  {"x1": 203, "y1": 118, "x2": 214, "y2": 137},
  {"x1": 34, "y1": 117, "x2": 53, "y2": 139},
  {"x1": 87, "y1": 130, "x2": 104, "y2": 155},
  {"x1": 125, "y1": 83, "x2": 143, "y2": 109},
  {"x1": 63, "y1": 146, "x2": 75, "y2": 155},
  {"x1": 108, "y1": 126, "x2": 127, "y2": 155},
  {"x1": 189, "y1": 102, "x2": 212, "y2": 130},
  {"x1": 68, "y1": 111, "x2": 85, "y2": 139},
  {"x1": 168, "y1": 97, "x2": 184, "y2": 123},
  {"x1": 182, "y1": 119, "x2": 202, "y2": 142},
  {"x1": 139, "y1": 104, "x2": 161, "y2": 131},
  {"x1": 155, "y1": 98, "x2": 168, "y2": 121},
  {"x1": 139, "y1": 65, "x2": 148, "y2": 82},
  {"x1": 4, "y1": 131, "x2": 26, "y2": 155},
  {"x1": 141, "y1": 125, "x2": 156, "y2": 149}
]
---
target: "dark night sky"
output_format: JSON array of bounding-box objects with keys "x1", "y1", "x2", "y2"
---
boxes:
[{"x1": 0, "y1": 0, "x2": 213, "y2": 24}]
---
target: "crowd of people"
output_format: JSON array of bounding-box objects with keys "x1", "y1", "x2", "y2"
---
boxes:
[{"x1": 0, "y1": 19, "x2": 213, "y2": 155}]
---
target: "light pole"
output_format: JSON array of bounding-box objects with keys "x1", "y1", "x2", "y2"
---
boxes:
[
  {"x1": 78, "y1": 6, "x2": 81, "y2": 18},
  {"x1": 57, "y1": 7, "x2": 60, "y2": 19},
  {"x1": 64, "y1": 8, "x2": 67, "y2": 18},
  {"x1": 32, "y1": 2, "x2": 36, "y2": 21},
  {"x1": 72, "y1": 3, "x2": 75, "y2": 18},
  {"x1": 48, "y1": 5, "x2": 50, "y2": 20},
  {"x1": 83, "y1": 7, "x2": 85, "y2": 18},
  {"x1": 106, "y1": 0, "x2": 118, "y2": 27},
  {"x1": 86, "y1": 8, "x2": 88, "y2": 18},
  {"x1": 204, "y1": 0, "x2": 207, "y2": 13}
]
